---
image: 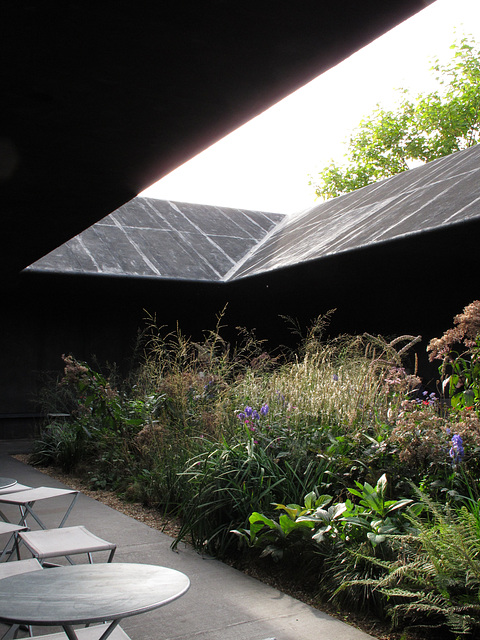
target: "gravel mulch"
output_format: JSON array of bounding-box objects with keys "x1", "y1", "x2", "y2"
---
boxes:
[{"x1": 12, "y1": 455, "x2": 182, "y2": 538}]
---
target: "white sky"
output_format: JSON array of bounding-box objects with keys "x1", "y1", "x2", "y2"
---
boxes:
[{"x1": 141, "y1": 0, "x2": 480, "y2": 215}]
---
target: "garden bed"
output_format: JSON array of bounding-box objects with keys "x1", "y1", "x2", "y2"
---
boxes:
[
  {"x1": 15, "y1": 454, "x2": 411, "y2": 640},
  {"x1": 25, "y1": 302, "x2": 480, "y2": 639}
]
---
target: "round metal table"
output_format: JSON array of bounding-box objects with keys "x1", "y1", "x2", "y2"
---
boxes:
[
  {"x1": 0, "y1": 478, "x2": 17, "y2": 491},
  {"x1": 0, "y1": 562, "x2": 190, "y2": 640}
]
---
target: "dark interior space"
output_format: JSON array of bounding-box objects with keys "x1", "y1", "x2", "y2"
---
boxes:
[
  {"x1": 2, "y1": 0, "x2": 448, "y2": 437},
  {"x1": 2, "y1": 1, "x2": 434, "y2": 284},
  {"x1": 4, "y1": 212, "x2": 477, "y2": 437}
]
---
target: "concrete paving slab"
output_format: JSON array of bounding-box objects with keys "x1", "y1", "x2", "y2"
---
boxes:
[{"x1": 0, "y1": 446, "x2": 378, "y2": 640}]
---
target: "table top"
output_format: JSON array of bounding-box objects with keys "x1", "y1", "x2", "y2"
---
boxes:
[
  {"x1": 0, "y1": 477, "x2": 17, "y2": 490},
  {"x1": 0, "y1": 563, "x2": 190, "y2": 626}
]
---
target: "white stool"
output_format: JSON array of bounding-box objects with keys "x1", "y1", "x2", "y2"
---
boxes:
[
  {"x1": 0, "y1": 486, "x2": 78, "y2": 529},
  {"x1": 28, "y1": 625, "x2": 131, "y2": 640},
  {"x1": 0, "y1": 558, "x2": 43, "y2": 638},
  {"x1": 0, "y1": 522, "x2": 28, "y2": 561},
  {"x1": 17, "y1": 526, "x2": 116, "y2": 566}
]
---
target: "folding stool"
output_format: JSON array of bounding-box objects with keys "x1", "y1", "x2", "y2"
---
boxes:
[
  {"x1": 16, "y1": 526, "x2": 116, "y2": 566},
  {"x1": 0, "y1": 522, "x2": 28, "y2": 561},
  {"x1": 0, "y1": 487, "x2": 78, "y2": 529},
  {"x1": 0, "y1": 558, "x2": 43, "y2": 639},
  {"x1": 26, "y1": 625, "x2": 131, "y2": 640}
]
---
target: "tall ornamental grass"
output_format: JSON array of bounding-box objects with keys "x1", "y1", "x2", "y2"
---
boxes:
[
  {"x1": 31, "y1": 314, "x2": 421, "y2": 546},
  {"x1": 29, "y1": 301, "x2": 480, "y2": 637}
]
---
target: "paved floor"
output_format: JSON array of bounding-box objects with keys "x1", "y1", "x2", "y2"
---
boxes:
[{"x1": 0, "y1": 441, "x2": 377, "y2": 640}]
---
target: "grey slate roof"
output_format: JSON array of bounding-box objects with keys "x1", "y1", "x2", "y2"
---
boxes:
[
  {"x1": 27, "y1": 145, "x2": 480, "y2": 282},
  {"x1": 28, "y1": 199, "x2": 285, "y2": 281},
  {"x1": 228, "y1": 143, "x2": 480, "y2": 280}
]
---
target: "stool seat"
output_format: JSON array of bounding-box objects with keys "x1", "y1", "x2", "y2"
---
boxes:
[
  {"x1": 0, "y1": 486, "x2": 78, "y2": 529},
  {"x1": 29, "y1": 624, "x2": 131, "y2": 640},
  {"x1": 0, "y1": 557, "x2": 42, "y2": 579},
  {"x1": 0, "y1": 483, "x2": 31, "y2": 495},
  {"x1": 18, "y1": 526, "x2": 116, "y2": 565}
]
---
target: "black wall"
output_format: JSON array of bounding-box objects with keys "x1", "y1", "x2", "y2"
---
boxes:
[{"x1": 2, "y1": 217, "x2": 479, "y2": 438}]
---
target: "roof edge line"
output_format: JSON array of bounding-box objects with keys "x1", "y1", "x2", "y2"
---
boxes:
[{"x1": 222, "y1": 214, "x2": 290, "y2": 282}]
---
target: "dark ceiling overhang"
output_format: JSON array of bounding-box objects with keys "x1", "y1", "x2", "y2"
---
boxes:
[{"x1": 1, "y1": 1, "x2": 435, "y2": 285}]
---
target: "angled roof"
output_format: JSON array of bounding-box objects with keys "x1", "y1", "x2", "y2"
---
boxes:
[
  {"x1": 229, "y1": 143, "x2": 480, "y2": 279},
  {"x1": 27, "y1": 200, "x2": 285, "y2": 281},
  {"x1": 2, "y1": 1, "x2": 434, "y2": 285},
  {"x1": 27, "y1": 145, "x2": 480, "y2": 282}
]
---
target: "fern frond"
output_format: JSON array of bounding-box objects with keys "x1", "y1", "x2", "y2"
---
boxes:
[
  {"x1": 377, "y1": 557, "x2": 436, "y2": 589},
  {"x1": 333, "y1": 578, "x2": 379, "y2": 596},
  {"x1": 377, "y1": 587, "x2": 424, "y2": 599}
]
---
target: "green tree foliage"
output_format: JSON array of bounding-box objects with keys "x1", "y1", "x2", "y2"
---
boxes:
[{"x1": 309, "y1": 35, "x2": 480, "y2": 200}]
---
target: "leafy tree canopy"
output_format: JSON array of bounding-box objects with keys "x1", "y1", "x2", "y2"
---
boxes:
[{"x1": 309, "y1": 35, "x2": 480, "y2": 200}]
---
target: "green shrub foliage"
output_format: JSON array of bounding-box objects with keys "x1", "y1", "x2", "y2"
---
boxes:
[{"x1": 31, "y1": 302, "x2": 480, "y2": 636}]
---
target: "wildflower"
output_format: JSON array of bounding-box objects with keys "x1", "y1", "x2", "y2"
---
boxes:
[
  {"x1": 449, "y1": 434, "x2": 465, "y2": 464},
  {"x1": 244, "y1": 406, "x2": 253, "y2": 417},
  {"x1": 427, "y1": 300, "x2": 480, "y2": 361},
  {"x1": 384, "y1": 367, "x2": 406, "y2": 385},
  {"x1": 260, "y1": 403, "x2": 269, "y2": 416},
  {"x1": 237, "y1": 412, "x2": 246, "y2": 421},
  {"x1": 252, "y1": 410, "x2": 260, "y2": 420},
  {"x1": 333, "y1": 374, "x2": 339, "y2": 382}
]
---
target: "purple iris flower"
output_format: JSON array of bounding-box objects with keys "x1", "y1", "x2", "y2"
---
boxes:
[
  {"x1": 449, "y1": 434, "x2": 465, "y2": 463},
  {"x1": 260, "y1": 404, "x2": 269, "y2": 416},
  {"x1": 244, "y1": 406, "x2": 253, "y2": 417}
]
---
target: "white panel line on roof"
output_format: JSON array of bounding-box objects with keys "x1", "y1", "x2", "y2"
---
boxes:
[
  {"x1": 143, "y1": 199, "x2": 224, "y2": 279},
  {"x1": 166, "y1": 201, "x2": 236, "y2": 268},
  {"x1": 212, "y1": 205, "x2": 275, "y2": 239},
  {"x1": 76, "y1": 236, "x2": 101, "y2": 272},
  {"x1": 223, "y1": 213, "x2": 290, "y2": 281},
  {"x1": 372, "y1": 181, "x2": 464, "y2": 243},
  {"x1": 110, "y1": 215, "x2": 161, "y2": 276},
  {"x1": 211, "y1": 206, "x2": 258, "y2": 239},
  {"x1": 443, "y1": 187, "x2": 480, "y2": 224}
]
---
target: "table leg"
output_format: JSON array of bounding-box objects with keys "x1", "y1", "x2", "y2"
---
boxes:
[
  {"x1": 62, "y1": 620, "x2": 120, "y2": 640},
  {"x1": 58, "y1": 494, "x2": 78, "y2": 528},
  {"x1": 97, "y1": 620, "x2": 121, "y2": 640},
  {"x1": 63, "y1": 625, "x2": 80, "y2": 640},
  {"x1": 0, "y1": 532, "x2": 21, "y2": 562},
  {"x1": 15, "y1": 493, "x2": 78, "y2": 530},
  {"x1": 1, "y1": 623, "x2": 20, "y2": 640}
]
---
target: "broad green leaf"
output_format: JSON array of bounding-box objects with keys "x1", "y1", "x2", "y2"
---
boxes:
[
  {"x1": 248, "y1": 513, "x2": 280, "y2": 537},
  {"x1": 385, "y1": 499, "x2": 413, "y2": 513},
  {"x1": 312, "y1": 525, "x2": 332, "y2": 542},
  {"x1": 329, "y1": 503, "x2": 348, "y2": 519},
  {"x1": 376, "y1": 473, "x2": 387, "y2": 496},
  {"x1": 278, "y1": 514, "x2": 314, "y2": 535},
  {"x1": 304, "y1": 491, "x2": 317, "y2": 510},
  {"x1": 298, "y1": 508, "x2": 329, "y2": 524}
]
